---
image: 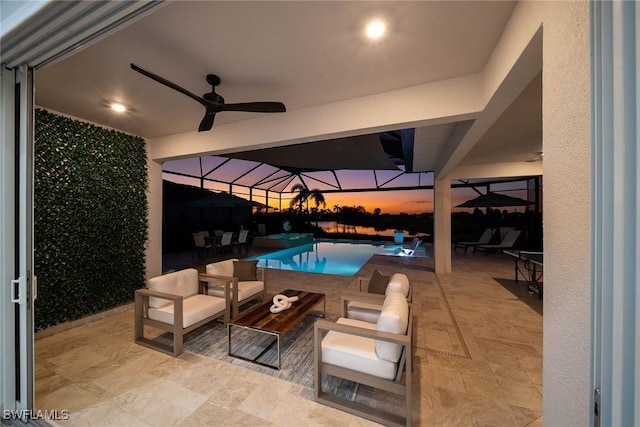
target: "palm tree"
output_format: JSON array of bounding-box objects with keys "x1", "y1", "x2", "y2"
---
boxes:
[
  {"x1": 333, "y1": 204, "x2": 341, "y2": 214},
  {"x1": 289, "y1": 183, "x2": 326, "y2": 214}
]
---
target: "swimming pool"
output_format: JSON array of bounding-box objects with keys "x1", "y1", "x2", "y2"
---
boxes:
[
  {"x1": 252, "y1": 233, "x2": 313, "y2": 249},
  {"x1": 247, "y1": 240, "x2": 403, "y2": 276}
]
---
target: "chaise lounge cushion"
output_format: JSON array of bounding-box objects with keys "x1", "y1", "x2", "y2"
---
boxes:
[
  {"x1": 367, "y1": 270, "x2": 390, "y2": 295},
  {"x1": 148, "y1": 294, "x2": 227, "y2": 328},
  {"x1": 386, "y1": 273, "x2": 410, "y2": 298},
  {"x1": 148, "y1": 268, "x2": 199, "y2": 308},
  {"x1": 376, "y1": 292, "x2": 409, "y2": 362},
  {"x1": 233, "y1": 260, "x2": 258, "y2": 281},
  {"x1": 321, "y1": 317, "x2": 398, "y2": 380}
]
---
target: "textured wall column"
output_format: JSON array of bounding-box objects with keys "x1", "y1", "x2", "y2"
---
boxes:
[
  {"x1": 434, "y1": 178, "x2": 451, "y2": 274},
  {"x1": 145, "y1": 155, "x2": 163, "y2": 279},
  {"x1": 540, "y1": 2, "x2": 591, "y2": 425}
]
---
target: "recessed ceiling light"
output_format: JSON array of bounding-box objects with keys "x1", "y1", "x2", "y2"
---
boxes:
[
  {"x1": 110, "y1": 102, "x2": 127, "y2": 113},
  {"x1": 366, "y1": 20, "x2": 386, "y2": 39}
]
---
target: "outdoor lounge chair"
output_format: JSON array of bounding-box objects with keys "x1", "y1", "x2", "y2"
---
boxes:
[
  {"x1": 314, "y1": 291, "x2": 413, "y2": 427},
  {"x1": 453, "y1": 228, "x2": 494, "y2": 253},
  {"x1": 474, "y1": 229, "x2": 522, "y2": 254},
  {"x1": 400, "y1": 238, "x2": 422, "y2": 256}
]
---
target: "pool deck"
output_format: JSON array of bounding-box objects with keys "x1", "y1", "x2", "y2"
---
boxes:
[{"x1": 35, "y1": 246, "x2": 542, "y2": 426}]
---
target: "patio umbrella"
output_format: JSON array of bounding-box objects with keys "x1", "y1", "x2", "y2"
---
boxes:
[
  {"x1": 456, "y1": 192, "x2": 533, "y2": 244},
  {"x1": 456, "y1": 192, "x2": 533, "y2": 208}
]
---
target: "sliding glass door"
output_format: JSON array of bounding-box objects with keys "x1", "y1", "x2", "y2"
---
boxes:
[{"x1": 0, "y1": 64, "x2": 36, "y2": 415}]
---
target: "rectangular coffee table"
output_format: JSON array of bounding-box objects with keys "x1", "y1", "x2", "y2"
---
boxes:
[{"x1": 227, "y1": 289, "x2": 325, "y2": 370}]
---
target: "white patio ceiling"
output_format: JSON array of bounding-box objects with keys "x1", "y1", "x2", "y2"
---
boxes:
[{"x1": 29, "y1": 1, "x2": 541, "y2": 178}]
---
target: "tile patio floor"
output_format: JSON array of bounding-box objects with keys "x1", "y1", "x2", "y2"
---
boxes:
[{"x1": 35, "y1": 246, "x2": 543, "y2": 426}]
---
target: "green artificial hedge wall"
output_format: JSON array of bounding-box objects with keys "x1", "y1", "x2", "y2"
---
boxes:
[{"x1": 34, "y1": 109, "x2": 148, "y2": 331}]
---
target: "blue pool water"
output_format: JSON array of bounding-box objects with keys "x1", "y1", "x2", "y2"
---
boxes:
[{"x1": 247, "y1": 241, "x2": 403, "y2": 276}]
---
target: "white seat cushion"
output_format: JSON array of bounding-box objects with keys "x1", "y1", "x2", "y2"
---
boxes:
[
  {"x1": 148, "y1": 268, "x2": 199, "y2": 308},
  {"x1": 205, "y1": 259, "x2": 239, "y2": 277},
  {"x1": 207, "y1": 280, "x2": 263, "y2": 302},
  {"x1": 376, "y1": 292, "x2": 409, "y2": 362},
  {"x1": 386, "y1": 273, "x2": 410, "y2": 297},
  {"x1": 148, "y1": 294, "x2": 226, "y2": 328},
  {"x1": 321, "y1": 317, "x2": 398, "y2": 380},
  {"x1": 346, "y1": 301, "x2": 382, "y2": 323}
]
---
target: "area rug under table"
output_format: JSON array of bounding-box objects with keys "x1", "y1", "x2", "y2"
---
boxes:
[{"x1": 182, "y1": 315, "x2": 357, "y2": 399}]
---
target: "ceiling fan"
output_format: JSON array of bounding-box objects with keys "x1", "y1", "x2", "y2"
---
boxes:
[{"x1": 130, "y1": 63, "x2": 286, "y2": 132}]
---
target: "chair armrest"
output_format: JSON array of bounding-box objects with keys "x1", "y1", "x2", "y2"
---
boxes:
[
  {"x1": 257, "y1": 267, "x2": 267, "y2": 286},
  {"x1": 135, "y1": 288, "x2": 184, "y2": 328},
  {"x1": 341, "y1": 292, "x2": 386, "y2": 304},
  {"x1": 314, "y1": 319, "x2": 411, "y2": 345},
  {"x1": 357, "y1": 276, "x2": 369, "y2": 292},
  {"x1": 341, "y1": 292, "x2": 386, "y2": 317},
  {"x1": 135, "y1": 288, "x2": 183, "y2": 302},
  {"x1": 198, "y1": 273, "x2": 236, "y2": 305},
  {"x1": 199, "y1": 273, "x2": 235, "y2": 283}
]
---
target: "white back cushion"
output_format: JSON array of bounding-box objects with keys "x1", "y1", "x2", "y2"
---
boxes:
[
  {"x1": 375, "y1": 292, "x2": 409, "y2": 362},
  {"x1": 148, "y1": 268, "x2": 199, "y2": 308},
  {"x1": 386, "y1": 273, "x2": 410, "y2": 297},
  {"x1": 206, "y1": 258, "x2": 238, "y2": 277}
]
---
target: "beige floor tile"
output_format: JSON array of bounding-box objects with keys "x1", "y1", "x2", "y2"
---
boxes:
[
  {"x1": 36, "y1": 368, "x2": 71, "y2": 399},
  {"x1": 117, "y1": 378, "x2": 208, "y2": 426},
  {"x1": 430, "y1": 386, "x2": 476, "y2": 426},
  {"x1": 510, "y1": 404, "x2": 543, "y2": 426},
  {"x1": 423, "y1": 364, "x2": 467, "y2": 393},
  {"x1": 497, "y1": 379, "x2": 543, "y2": 411},
  {"x1": 60, "y1": 398, "x2": 152, "y2": 427},
  {"x1": 36, "y1": 383, "x2": 107, "y2": 414},
  {"x1": 33, "y1": 251, "x2": 542, "y2": 427}
]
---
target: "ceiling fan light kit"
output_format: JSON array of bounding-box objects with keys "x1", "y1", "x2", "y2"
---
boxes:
[{"x1": 130, "y1": 63, "x2": 286, "y2": 131}]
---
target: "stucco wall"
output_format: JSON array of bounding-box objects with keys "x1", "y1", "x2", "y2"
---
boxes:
[
  {"x1": 540, "y1": 1, "x2": 591, "y2": 424},
  {"x1": 145, "y1": 156, "x2": 163, "y2": 279}
]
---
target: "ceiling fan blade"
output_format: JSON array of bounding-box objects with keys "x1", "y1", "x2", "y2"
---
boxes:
[
  {"x1": 198, "y1": 111, "x2": 217, "y2": 132},
  {"x1": 220, "y1": 102, "x2": 286, "y2": 113},
  {"x1": 130, "y1": 63, "x2": 209, "y2": 107}
]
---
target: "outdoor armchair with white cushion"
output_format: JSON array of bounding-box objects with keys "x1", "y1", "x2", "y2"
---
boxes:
[
  {"x1": 134, "y1": 268, "x2": 229, "y2": 356},
  {"x1": 346, "y1": 273, "x2": 411, "y2": 323},
  {"x1": 474, "y1": 229, "x2": 522, "y2": 254},
  {"x1": 205, "y1": 258, "x2": 266, "y2": 318},
  {"x1": 314, "y1": 291, "x2": 413, "y2": 427}
]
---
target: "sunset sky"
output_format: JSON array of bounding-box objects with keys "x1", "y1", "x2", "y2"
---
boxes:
[{"x1": 165, "y1": 172, "x2": 530, "y2": 215}]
